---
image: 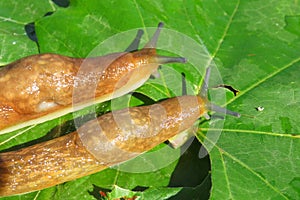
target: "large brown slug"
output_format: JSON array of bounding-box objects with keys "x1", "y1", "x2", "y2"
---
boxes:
[
  {"x1": 0, "y1": 67, "x2": 240, "y2": 197},
  {"x1": 0, "y1": 22, "x2": 186, "y2": 134}
]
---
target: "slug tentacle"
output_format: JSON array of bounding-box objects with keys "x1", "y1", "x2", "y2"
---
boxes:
[
  {"x1": 152, "y1": 55, "x2": 187, "y2": 64},
  {"x1": 181, "y1": 73, "x2": 187, "y2": 96},
  {"x1": 199, "y1": 66, "x2": 211, "y2": 98},
  {"x1": 208, "y1": 103, "x2": 241, "y2": 118},
  {"x1": 125, "y1": 29, "x2": 144, "y2": 52},
  {"x1": 144, "y1": 22, "x2": 164, "y2": 48},
  {"x1": 198, "y1": 67, "x2": 240, "y2": 118},
  {"x1": 0, "y1": 22, "x2": 186, "y2": 135}
]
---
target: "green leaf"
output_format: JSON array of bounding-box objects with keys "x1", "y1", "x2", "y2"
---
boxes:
[
  {"x1": 1, "y1": 0, "x2": 300, "y2": 200},
  {"x1": 196, "y1": 1, "x2": 300, "y2": 199},
  {"x1": 284, "y1": 15, "x2": 300, "y2": 36},
  {"x1": 101, "y1": 185, "x2": 181, "y2": 200},
  {"x1": 0, "y1": 1, "x2": 55, "y2": 65}
]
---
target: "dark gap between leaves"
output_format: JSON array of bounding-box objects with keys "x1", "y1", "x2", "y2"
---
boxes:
[
  {"x1": 131, "y1": 92, "x2": 156, "y2": 106},
  {"x1": 24, "y1": 10, "x2": 57, "y2": 53},
  {"x1": 132, "y1": 186, "x2": 148, "y2": 192},
  {"x1": 168, "y1": 139, "x2": 211, "y2": 199},
  {"x1": 89, "y1": 185, "x2": 111, "y2": 200},
  {"x1": 52, "y1": 0, "x2": 70, "y2": 7},
  {"x1": 213, "y1": 84, "x2": 239, "y2": 96}
]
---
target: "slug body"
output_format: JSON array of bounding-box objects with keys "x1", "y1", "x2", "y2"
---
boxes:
[
  {"x1": 0, "y1": 67, "x2": 240, "y2": 197},
  {"x1": 0, "y1": 96, "x2": 205, "y2": 196},
  {"x1": 0, "y1": 23, "x2": 186, "y2": 134}
]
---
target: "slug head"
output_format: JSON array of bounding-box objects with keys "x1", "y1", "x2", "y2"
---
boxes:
[
  {"x1": 199, "y1": 67, "x2": 240, "y2": 118},
  {"x1": 108, "y1": 22, "x2": 186, "y2": 96},
  {"x1": 129, "y1": 22, "x2": 186, "y2": 75},
  {"x1": 73, "y1": 22, "x2": 186, "y2": 105}
]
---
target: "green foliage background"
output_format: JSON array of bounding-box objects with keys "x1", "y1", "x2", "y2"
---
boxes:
[{"x1": 0, "y1": 0, "x2": 300, "y2": 199}]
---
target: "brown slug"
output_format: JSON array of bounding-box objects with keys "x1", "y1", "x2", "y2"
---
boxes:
[
  {"x1": 0, "y1": 22, "x2": 186, "y2": 135},
  {"x1": 0, "y1": 67, "x2": 240, "y2": 197}
]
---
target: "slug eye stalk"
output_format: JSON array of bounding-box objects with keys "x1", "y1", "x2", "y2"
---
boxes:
[
  {"x1": 152, "y1": 55, "x2": 187, "y2": 64},
  {"x1": 144, "y1": 22, "x2": 164, "y2": 48}
]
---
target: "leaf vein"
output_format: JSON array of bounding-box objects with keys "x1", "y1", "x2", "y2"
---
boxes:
[
  {"x1": 202, "y1": 128, "x2": 300, "y2": 139},
  {"x1": 225, "y1": 56, "x2": 300, "y2": 106},
  {"x1": 221, "y1": 150, "x2": 290, "y2": 199}
]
